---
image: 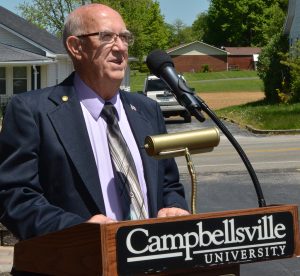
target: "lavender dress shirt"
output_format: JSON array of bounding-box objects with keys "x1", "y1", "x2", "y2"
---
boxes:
[{"x1": 74, "y1": 74, "x2": 149, "y2": 220}]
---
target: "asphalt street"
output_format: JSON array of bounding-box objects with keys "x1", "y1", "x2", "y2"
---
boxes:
[{"x1": 166, "y1": 117, "x2": 300, "y2": 276}]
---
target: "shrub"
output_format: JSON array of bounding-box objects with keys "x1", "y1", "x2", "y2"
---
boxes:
[
  {"x1": 280, "y1": 40, "x2": 300, "y2": 103},
  {"x1": 202, "y1": 64, "x2": 211, "y2": 73},
  {"x1": 257, "y1": 33, "x2": 290, "y2": 103},
  {"x1": 130, "y1": 61, "x2": 150, "y2": 73}
]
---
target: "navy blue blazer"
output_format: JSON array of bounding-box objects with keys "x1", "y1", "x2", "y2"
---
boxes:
[{"x1": 0, "y1": 74, "x2": 188, "y2": 240}]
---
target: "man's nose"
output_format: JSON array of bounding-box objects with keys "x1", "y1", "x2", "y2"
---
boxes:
[{"x1": 112, "y1": 36, "x2": 128, "y2": 51}]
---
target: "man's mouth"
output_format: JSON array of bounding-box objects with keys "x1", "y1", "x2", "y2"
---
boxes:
[{"x1": 110, "y1": 59, "x2": 123, "y2": 65}]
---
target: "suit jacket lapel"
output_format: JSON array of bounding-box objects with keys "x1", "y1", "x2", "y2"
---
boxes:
[
  {"x1": 47, "y1": 84, "x2": 105, "y2": 214},
  {"x1": 121, "y1": 93, "x2": 158, "y2": 217}
]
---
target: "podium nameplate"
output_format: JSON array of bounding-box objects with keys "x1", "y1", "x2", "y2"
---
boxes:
[{"x1": 116, "y1": 211, "x2": 294, "y2": 275}]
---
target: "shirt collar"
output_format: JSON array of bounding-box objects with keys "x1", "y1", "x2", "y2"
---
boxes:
[{"x1": 74, "y1": 73, "x2": 122, "y2": 121}]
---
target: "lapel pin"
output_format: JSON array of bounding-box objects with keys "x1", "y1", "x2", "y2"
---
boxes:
[
  {"x1": 130, "y1": 104, "x2": 136, "y2": 111},
  {"x1": 62, "y1": 96, "x2": 69, "y2": 102}
]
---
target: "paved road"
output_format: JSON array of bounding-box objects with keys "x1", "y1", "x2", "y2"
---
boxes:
[{"x1": 166, "y1": 117, "x2": 300, "y2": 276}]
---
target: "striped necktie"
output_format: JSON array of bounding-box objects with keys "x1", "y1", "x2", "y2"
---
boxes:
[{"x1": 101, "y1": 102, "x2": 148, "y2": 220}]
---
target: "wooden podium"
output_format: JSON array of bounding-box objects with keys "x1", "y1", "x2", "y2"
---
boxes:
[{"x1": 13, "y1": 205, "x2": 300, "y2": 275}]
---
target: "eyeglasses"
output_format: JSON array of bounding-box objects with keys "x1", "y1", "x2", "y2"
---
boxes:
[{"x1": 77, "y1": 31, "x2": 134, "y2": 46}]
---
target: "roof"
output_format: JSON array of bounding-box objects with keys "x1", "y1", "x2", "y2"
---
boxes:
[
  {"x1": 0, "y1": 43, "x2": 53, "y2": 63},
  {"x1": 168, "y1": 41, "x2": 228, "y2": 54},
  {"x1": 225, "y1": 47, "x2": 261, "y2": 55},
  {"x1": 0, "y1": 5, "x2": 66, "y2": 54}
]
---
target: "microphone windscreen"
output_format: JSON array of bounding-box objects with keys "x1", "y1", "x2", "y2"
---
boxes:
[{"x1": 146, "y1": 49, "x2": 174, "y2": 77}]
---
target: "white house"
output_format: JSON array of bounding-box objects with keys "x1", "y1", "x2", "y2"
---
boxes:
[
  {"x1": 0, "y1": 6, "x2": 73, "y2": 101},
  {"x1": 283, "y1": 0, "x2": 300, "y2": 46}
]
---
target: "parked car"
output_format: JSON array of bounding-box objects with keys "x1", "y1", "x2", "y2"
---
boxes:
[{"x1": 142, "y1": 75, "x2": 192, "y2": 123}]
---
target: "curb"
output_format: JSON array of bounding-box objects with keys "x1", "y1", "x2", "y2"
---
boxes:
[
  {"x1": 245, "y1": 125, "x2": 300, "y2": 135},
  {"x1": 220, "y1": 117, "x2": 300, "y2": 135}
]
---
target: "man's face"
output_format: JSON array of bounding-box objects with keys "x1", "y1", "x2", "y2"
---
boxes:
[{"x1": 78, "y1": 10, "x2": 129, "y2": 85}]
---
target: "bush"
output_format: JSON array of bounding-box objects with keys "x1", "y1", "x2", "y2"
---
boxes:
[
  {"x1": 130, "y1": 61, "x2": 150, "y2": 74},
  {"x1": 280, "y1": 40, "x2": 300, "y2": 103},
  {"x1": 202, "y1": 64, "x2": 211, "y2": 73},
  {"x1": 257, "y1": 33, "x2": 290, "y2": 103}
]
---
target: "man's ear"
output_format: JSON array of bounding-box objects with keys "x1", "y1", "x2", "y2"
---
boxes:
[{"x1": 66, "y1": 36, "x2": 82, "y2": 59}]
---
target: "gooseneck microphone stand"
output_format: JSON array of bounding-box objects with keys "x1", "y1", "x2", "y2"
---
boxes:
[
  {"x1": 145, "y1": 49, "x2": 266, "y2": 208},
  {"x1": 185, "y1": 92, "x2": 267, "y2": 208}
]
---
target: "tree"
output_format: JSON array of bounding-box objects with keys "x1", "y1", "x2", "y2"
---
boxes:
[
  {"x1": 18, "y1": 0, "x2": 87, "y2": 36},
  {"x1": 100, "y1": 0, "x2": 169, "y2": 61},
  {"x1": 201, "y1": 0, "x2": 288, "y2": 47},
  {"x1": 166, "y1": 19, "x2": 195, "y2": 47},
  {"x1": 257, "y1": 33, "x2": 290, "y2": 103},
  {"x1": 257, "y1": 35, "x2": 300, "y2": 104},
  {"x1": 18, "y1": 0, "x2": 169, "y2": 63},
  {"x1": 138, "y1": 1, "x2": 170, "y2": 57},
  {"x1": 191, "y1": 12, "x2": 209, "y2": 42},
  {"x1": 261, "y1": 1, "x2": 288, "y2": 43},
  {"x1": 280, "y1": 41, "x2": 300, "y2": 103}
]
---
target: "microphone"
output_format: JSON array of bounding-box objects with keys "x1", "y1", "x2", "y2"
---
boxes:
[
  {"x1": 146, "y1": 49, "x2": 205, "y2": 122},
  {"x1": 144, "y1": 127, "x2": 220, "y2": 159}
]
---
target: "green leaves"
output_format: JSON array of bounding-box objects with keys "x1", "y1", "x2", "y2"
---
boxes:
[
  {"x1": 18, "y1": 0, "x2": 171, "y2": 63},
  {"x1": 202, "y1": 0, "x2": 288, "y2": 47},
  {"x1": 257, "y1": 33, "x2": 290, "y2": 103},
  {"x1": 18, "y1": 0, "x2": 82, "y2": 36},
  {"x1": 280, "y1": 41, "x2": 300, "y2": 102}
]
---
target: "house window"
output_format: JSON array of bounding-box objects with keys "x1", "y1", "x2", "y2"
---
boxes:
[
  {"x1": 0, "y1": 67, "x2": 5, "y2": 95},
  {"x1": 13, "y1": 67, "x2": 27, "y2": 94}
]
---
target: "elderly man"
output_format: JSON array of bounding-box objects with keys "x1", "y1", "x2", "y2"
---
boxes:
[{"x1": 0, "y1": 3, "x2": 189, "y2": 241}]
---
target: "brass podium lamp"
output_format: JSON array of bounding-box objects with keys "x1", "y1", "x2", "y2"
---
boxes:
[{"x1": 144, "y1": 127, "x2": 220, "y2": 214}]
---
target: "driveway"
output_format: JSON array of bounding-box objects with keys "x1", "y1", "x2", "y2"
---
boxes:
[{"x1": 198, "y1": 91, "x2": 265, "y2": 110}]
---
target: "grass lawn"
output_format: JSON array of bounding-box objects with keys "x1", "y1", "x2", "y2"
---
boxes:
[
  {"x1": 130, "y1": 71, "x2": 147, "y2": 92},
  {"x1": 184, "y1": 70, "x2": 259, "y2": 81},
  {"x1": 130, "y1": 70, "x2": 263, "y2": 93},
  {"x1": 130, "y1": 70, "x2": 300, "y2": 130},
  {"x1": 216, "y1": 100, "x2": 300, "y2": 130}
]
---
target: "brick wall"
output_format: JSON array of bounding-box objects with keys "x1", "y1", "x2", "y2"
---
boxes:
[
  {"x1": 171, "y1": 55, "x2": 228, "y2": 72},
  {"x1": 228, "y1": 56, "x2": 255, "y2": 70}
]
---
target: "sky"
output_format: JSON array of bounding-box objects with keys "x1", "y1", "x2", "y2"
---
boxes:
[{"x1": 0, "y1": 0, "x2": 210, "y2": 26}]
